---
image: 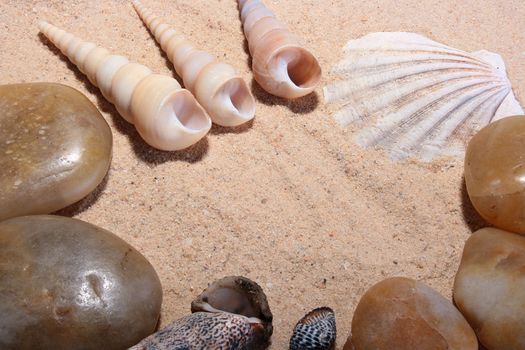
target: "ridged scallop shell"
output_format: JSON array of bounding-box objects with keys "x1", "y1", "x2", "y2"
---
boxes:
[
  {"x1": 39, "y1": 21, "x2": 211, "y2": 151},
  {"x1": 133, "y1": 1, "x2": 256, "y2": 127},
  {"x1": 324, "y1": 32, "x2": 524, "y2": 161},
  {"x1": 289, "y1": 307, "x2": 336, "y2": 350},
  {"x1": 128, "y1": 312, "x2": 266, "y2": 350},
  {"x1": 238, "y1": 0, "x2": 322, "y2": 99}
]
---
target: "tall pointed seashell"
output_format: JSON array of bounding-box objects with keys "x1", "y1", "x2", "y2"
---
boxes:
[
  {"x1": 238, "y1": 0, "x2": 322, "y2": 99},
  {"x1": 324, "y1": 32, "x2": 524, "y2": 161},
  {"x1": 132, "y1": 1, "x2": 255, "y2": 127},
  {"x1": 38, "y1": 21, "x2": 211, "y2": 151}
]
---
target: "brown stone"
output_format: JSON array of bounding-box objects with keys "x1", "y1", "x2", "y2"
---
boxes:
[
  {"x1": 0, "y1": 83, "x2": 112, "y2": 221},
  {"x1": 464, "y1": 115, "x2": 525, "y2": 234},
  {"x1": 0, "y1": 215, "x2": 162, "y2": 350},
  {"x1": 454, "y1": 227, "x2": 525, "y2": 350},
  {"x1": 345, "y1": 277, "x2": 477, "y2": 350}
]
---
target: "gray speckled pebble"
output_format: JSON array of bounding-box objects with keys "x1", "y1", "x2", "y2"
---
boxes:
[{"x1": 0, "y1": 215, "x2": 162, "y2": 350}]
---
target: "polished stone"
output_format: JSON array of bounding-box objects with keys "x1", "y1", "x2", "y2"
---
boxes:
[
  {"x1": 0, "y1": 83, "x2": 112, "y2": 221},
  {"x1": 465, "y1": 115, "x2": 525, "y2": 234},
  {"x1": 454, "y1": 227, "x2": 525, "y2": 350},
  {"x1": 0, "y1": 215, "x2": 162, "y2": 350},
  {"x1": 345, "y1": 277, "x2": 477, "y2": 350}
]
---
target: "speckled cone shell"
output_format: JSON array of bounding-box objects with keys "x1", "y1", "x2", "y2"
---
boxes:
[
  {"x1": 38, "y1": 21, "x2": 211, "y2": 151},
  {"x1": 238, "y1": 0, "x2": 322, "y2": 99},
  {"x1": 133, "y1": 0, "x2": 255, "y2": 127}
]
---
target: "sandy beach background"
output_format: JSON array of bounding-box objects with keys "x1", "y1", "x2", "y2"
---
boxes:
[{"x1": 1, "y1": 0, "x2": 524, "y2": 348}]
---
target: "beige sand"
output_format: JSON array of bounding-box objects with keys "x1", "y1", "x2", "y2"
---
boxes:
[{"x1": 1, "y1": 0, "x2": 524, "y2": 348}]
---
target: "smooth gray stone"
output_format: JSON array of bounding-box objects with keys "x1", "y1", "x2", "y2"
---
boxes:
[{"x1": 0, "y1": 215, "x2": 162, "y2": 350}]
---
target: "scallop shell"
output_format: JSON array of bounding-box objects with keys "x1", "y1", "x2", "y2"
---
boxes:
[
  {"x1": 289, "y1": 307, "x2": 336, "y2": 350},
  {"x1": 128, "y1": 312, "x2": 267, "y2": 350},
  {"x1": 38, "y1": 21, "x2": 211, "y2": 151},
  {"x1": 238, "y1": 0, "x2": 322, "y2": 99},
  {"x1": 133, "y1": 1, "x2": 256, "y2": 127},
  {"x1": 324, "y1": 32, "x2": 524, "y2": 161},
  {"x1": 191, "y1": 275, "x2": 273, "y2": 347}
]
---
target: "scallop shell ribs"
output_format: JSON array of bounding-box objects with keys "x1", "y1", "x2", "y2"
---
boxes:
[{"x1": 324, "y1": 32, "x2": 523, "y2": 161}]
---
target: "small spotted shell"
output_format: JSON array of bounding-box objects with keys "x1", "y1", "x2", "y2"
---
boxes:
[
  {"x1": 289, "y1": 307, "x2": 336, "y2": 350},
  {"x1": 191, "y1": 275, "x2": 273, "y2": 347},
  {"x1": 128, "y1": 312, "x2": 264, "y2": 350}
]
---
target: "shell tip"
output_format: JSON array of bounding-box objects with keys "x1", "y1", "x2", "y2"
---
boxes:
[
  {"x1": 37, "y1": 20, "x2": 48, "y2": 31},
  {"x1": 131, "y1": 0, "x2": 142, "y2": 9}
]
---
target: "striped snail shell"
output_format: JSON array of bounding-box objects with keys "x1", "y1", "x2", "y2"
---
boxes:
[{"x1": 289, "y1": 307, "x2": 336, "y2": 350}]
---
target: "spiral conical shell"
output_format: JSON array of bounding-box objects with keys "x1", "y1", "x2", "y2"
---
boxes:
[
  {"x1": 38, "y1": 21, "x2": 211, "y2": 151},
  {"x1": 238, "y1": 0, "x2": 322, "y2": 99},
  {"x1": 132, "y1": 0, "x2": 255, "y2": 127}
]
